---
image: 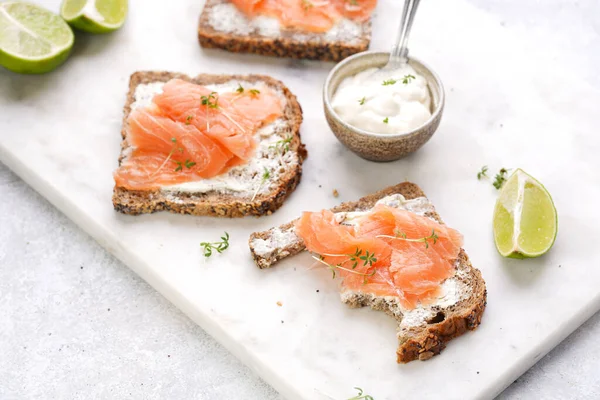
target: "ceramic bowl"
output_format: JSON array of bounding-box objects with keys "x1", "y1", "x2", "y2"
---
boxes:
[{"x1": 323, "y1": 51, "x2": 445, "y2": 161}]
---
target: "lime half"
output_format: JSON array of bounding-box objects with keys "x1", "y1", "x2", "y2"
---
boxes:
[
  {"x1": 493, "y1": 169, "x2": 558, "y2": 258},
  {"x1": 0, "y1": 2, "x2": 74, "y2": 74},
  {"x1": 61, "y1": 0, "x2": 127, "y2": 34}
]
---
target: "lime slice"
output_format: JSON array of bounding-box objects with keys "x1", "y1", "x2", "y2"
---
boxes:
[
  {"x1": 0, "y1": 2, "x2": 74, "y2": 74},
  {"x1": 493, "y1": 169, "x2": 558, "y2": 258},
  {"x1": 61, "y1": 0, "x2": 127, "y2": 34}
]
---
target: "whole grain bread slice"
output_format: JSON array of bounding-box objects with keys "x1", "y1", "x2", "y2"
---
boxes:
[
  {"x1": 248, "y1": 182, "x2": 487, "y2": 363},
  {"x1": 113, "y1": 71, "x2": 307, "y2": 217},
  {"x1": 197, "y1": 0, "x2": 372, "y2": 62}
]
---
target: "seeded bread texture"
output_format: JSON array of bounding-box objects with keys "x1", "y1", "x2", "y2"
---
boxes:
[
  {"x1": 197, "y1": 0, "x2": 372, "y2": 62},
  {"x1": 248, "y1": 182, "x2": 487, "y2": 363},
  {"x1": 113, "y1": 71, "x2": 307, "y2": 217}
]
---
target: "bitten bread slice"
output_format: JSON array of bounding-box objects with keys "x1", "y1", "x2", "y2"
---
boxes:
[
  {"x1": 198, "y1": 0, "x2": 372, "y2": 62},
  {"x1": 248, "y1": 182, "x2": 487, "y2": 363},
  {"x1": 113, "y1": 71, "x2": 307, "y2": 217}
]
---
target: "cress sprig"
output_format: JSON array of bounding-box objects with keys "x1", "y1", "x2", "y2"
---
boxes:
[
  {"x1": 477, "y1": 165, "x2": 489, "y2": 180},
  {"x1": 348, "y1": 387, "x2": 375, "y2": 400},
  {"x1": 401, "y1": 74, "x2": 416, "y2": 84},
  {"x1": 493, "y1": 168, "x2": 510, "y2": 189},
  {"x1": 311, "y1": 247, "x2": 378, "y2": 284},
  {"x1": 269, "y1": 135, "x2": 293, "y2": 154},
  {"x1": 174, "y1": 159, "x2": 196, "y2": 172},
  {"x1": 311, "y1": 255, "x2": 377, "y2": 284},
  {"x1": 200, "y1": 232, "x2": 230, "y2": 257},
  {"x1": 377, "y1": 229, "x2": 439, "y2": 249},
  {"x1": 201, "y1": 92, "x2": 219, "y2": 108},
  {"x1": 251, "y1": 168, "x2": 271, "y2": 201}
]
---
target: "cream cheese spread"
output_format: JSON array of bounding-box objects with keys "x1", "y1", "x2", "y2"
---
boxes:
[{"x1": 331, "y1": 65, "x2": 432, "y2": 134}]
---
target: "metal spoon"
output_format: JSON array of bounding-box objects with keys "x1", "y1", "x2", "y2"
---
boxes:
[{"x1": 380, "y1": 0, "x2": 421, "y2": 72}]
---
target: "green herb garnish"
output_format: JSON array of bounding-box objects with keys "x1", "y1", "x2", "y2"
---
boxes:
[
  {"x1": 269, "y1": 135, "x2": 293, "y2": 154},
  {"x1": 313, "y1": 248, "x2": 378, "y2": 284},
  {"x1": 493, "y1": 168, "x2": 510, "y2": 189},
  {"x1": 200, "y1": 232, "x2": 230, "y2": 257},
  {"x1": 312, "y1": 255, "x2": 377, "y2": 283},
  {"x1": 236, "y1": 83, "x2": 244, "y2": 93},
  {"x1": 402, "y1": 74, "x2": 416, "y2": 84},
  {"x1": 201, "y1": 92, "x2": 219, "y2": 108},
  {"x1": 249, "y1": 88, "x2": 260, "y2": 96},
  {"x1": 383, "y1": 117, "x2": 389, "y2": 124},
  {"x1": 378, "y1": 229, "x2": 439, "y2": 249},
  {"x1": 185, "y1": 115, "x2": 193, "y2": 125},
  {"x1": 358, "y1": 97, "x2": 366, "y2": 105},
  {"x1": 348, "y1": 387, "x2": 374, "y2": 400},
  {"x1": 382, "y1": 79, "x2": 397, "y2": 86},
  {"x1": 477, "y1": 165, "x2": 489, "y2": 180},
  {"x1": 251, "y1": 168, "x2": 271, "y2": 201},
  {"x1": 174, "y1": 159, "x2": 196, "y2": 172}
]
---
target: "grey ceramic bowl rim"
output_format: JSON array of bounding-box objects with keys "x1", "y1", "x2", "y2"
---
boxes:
[{"x1": 323, "y1": 51, "x2": 445, "y2": 139}]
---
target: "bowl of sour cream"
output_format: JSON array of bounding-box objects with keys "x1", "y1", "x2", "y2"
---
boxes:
[{"x1": 324, "y1": 51, "x2": 444, "y2": 161}]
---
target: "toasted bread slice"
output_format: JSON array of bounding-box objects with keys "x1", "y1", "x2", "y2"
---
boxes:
[
  {"x1": 248, "y1": 182, "x2": 487, "y2": 362},
  {"x1": 197, "y1": 0, "x2": 372, "y2": 62},
  {"x1": 113, "y1": 71, "x2": 307, "y2": 217}
]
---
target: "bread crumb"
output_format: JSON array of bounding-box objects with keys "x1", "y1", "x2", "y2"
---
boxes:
[
  {"x1": 276, "y1": 301, "x2": 282, "y2": 307},
  {"x1": 333, "y1": 189, "x2": 339, "y2": 198}
]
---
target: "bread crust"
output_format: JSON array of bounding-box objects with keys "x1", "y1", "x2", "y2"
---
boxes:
[
  {"x1": 248, "y1": 182, "x2": 487, "y2": 363},
  {"x1": 197, "y1": 0, "x2": 371, "y2": 62},
  {"x1": 112, "y1": 71, "x2": 307, "y2": 217}
]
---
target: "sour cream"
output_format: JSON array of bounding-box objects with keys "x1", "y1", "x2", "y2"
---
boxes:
[{"x1": 331, "y1": 65, "x2": 432, "y2": 134}]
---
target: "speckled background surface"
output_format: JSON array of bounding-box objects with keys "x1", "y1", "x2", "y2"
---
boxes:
[{"x1": 1, "y1": 0, "x2": 599, "y2": 398}]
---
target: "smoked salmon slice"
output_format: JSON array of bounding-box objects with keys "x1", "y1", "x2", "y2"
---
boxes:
[
  {"x1": 229, "y1": 0, "x2": 377, "y2": 34},
  {"x1": 114, "y1": 79, "x2": 284, "y2": 191},
  {"x1": 294, "y1": 204, "x2": 464, "y2": 309}
]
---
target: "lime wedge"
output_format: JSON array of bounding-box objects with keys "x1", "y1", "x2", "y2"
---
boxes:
[
  {"x1": 0, "y1": 2, "x2": 74, "y2": 74},
  {"x1": 493, "y1": 169, "x2": 558, "y2": 258},
  {"x1": 61, "y1": 0, "x2": 127, "y2": 34}
]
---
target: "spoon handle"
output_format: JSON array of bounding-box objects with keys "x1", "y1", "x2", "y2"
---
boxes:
[{"x1": 390, "y1": 0, "x2": 421, "y2": 66}]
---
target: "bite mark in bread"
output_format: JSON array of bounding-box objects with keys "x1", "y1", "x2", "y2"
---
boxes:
[{"x1": 248, "y1": 182, "x2": 487, "y2": 362}]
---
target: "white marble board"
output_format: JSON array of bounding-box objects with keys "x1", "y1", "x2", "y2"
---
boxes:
[{"x1": 1, "y1": 0, "x2": 599, "y2": 399}]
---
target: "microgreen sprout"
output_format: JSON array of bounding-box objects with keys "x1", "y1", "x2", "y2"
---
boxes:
[
  {"x1": 493, "y1": 168, "x2": 510, "y2": 189},
  {"x1": 201, "y1": 92, "x2": 219, "y2": 108},
  {"x1": 269, "y1": 135, "x2": 293, "y2": 154},
  {"x1": 200, "y1": 232, "x2": 230, "y2": 257},
  {"x1": 402, "y1": 74, "x2": 416, "y2": 84},
  {"x1": 377, "y1": 229, "x2": 439, "y2": 249},
  {"x1": 477, "y1": 165, "x2": 489, "y2": 180},
  {"x1": 348, "y1": 387, "x2": 375, "y2": 400},
  {"x1": 251, "y1": 168, "x2": 271, "y2": 201}
]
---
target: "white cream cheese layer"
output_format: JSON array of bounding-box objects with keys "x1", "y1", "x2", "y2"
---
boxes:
[
  {"x1": 129, "y1": 81, "x2": 297, "y2": 196},
  {"x1": 331, "y1": 65, "x2": 432, "y2": 134}
]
